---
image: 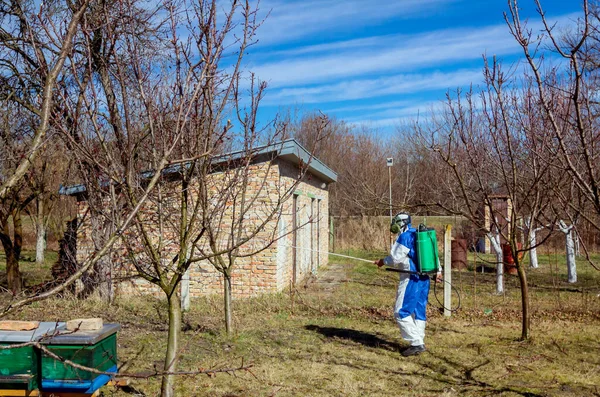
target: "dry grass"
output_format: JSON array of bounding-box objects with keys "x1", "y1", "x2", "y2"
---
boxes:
[{"x1": 3, "y1": 249, "x2": 600, "y2": 396}]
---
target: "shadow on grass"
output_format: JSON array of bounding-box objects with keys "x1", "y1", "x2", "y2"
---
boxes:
[
  {"x1": 421, "y1": 351, "x2": 547, "y2": 397},
  {"x1": 304, "y1": 325, "x2": 549, "y2": 397},
  {"x1": 304, "y1": 324, "x2": 403, "y2": 352}
]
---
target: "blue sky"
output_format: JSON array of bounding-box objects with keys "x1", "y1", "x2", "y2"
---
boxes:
[{"x1": 238, "y1": 0, "x2": 583, "y2": 133}]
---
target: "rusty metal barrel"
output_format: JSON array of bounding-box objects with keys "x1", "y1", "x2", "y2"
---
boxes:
[
  {"x1": 451, "y1": 239, "x2": 468, "y2": 269},
  {"x1": 502, "y1": 243, "x2": 519, "y2": 275}
]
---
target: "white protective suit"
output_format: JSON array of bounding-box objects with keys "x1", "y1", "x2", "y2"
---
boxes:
[{"x1": 383, "y1": 224, "x2": 431, "y2": 347}]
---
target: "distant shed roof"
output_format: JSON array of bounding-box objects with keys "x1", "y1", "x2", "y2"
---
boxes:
[{"x1": 59, "y1": 139, "x2": 337, "y2": 196}]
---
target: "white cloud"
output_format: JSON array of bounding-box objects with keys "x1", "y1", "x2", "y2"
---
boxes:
[
  {"x1": 253, "y1": 0, "x2": 456, "y2": 46},
  {"x1": 262, "y1": 68, "x2": 483, "y2": 105},
  {"x1": 250, "y1": 24, "x2": 517, "y2": 88},
  {"x1": 247, "y1": 12, "x2": 582, "y2": 89},
  {"x1": 324, "y1": 100, "x2": 414, "y2": 114},
  {"x1": 346, "y1": 100, "x2": 446, "y2": 127},
  {"x1": 236, "y1": 4, "x2": 583, "y2": 127}
]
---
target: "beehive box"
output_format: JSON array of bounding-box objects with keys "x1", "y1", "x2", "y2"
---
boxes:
[
  {"x1": 0, "y1": 322, "x2": 63, "y2": 391},
  {"x1": 40, "y1": 324, "x2": 119, "y2": 393}
]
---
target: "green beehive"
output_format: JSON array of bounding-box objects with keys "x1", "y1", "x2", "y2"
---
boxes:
[
  {"x1": 40, "y1": 324, "x2": 119, "y2": 383},
  {"x1": 0, "y1": 322, "x2": 63, "y2": 391},
  {"x1": 0, "y1": 343, "x2": 39, "y2": 390},
  {"x1": 416, "y1": 226, "x2": 439, "y2": 274}
]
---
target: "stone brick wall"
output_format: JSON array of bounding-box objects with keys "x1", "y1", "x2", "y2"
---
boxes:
[
  {"x1": 275, "y1": 160, "x2": 330, "y2": 290},
  {"x1": 74, "y1": 157, "x2": 330, "y2": 299}
]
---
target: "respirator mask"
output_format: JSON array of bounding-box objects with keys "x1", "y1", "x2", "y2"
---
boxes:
[{"x1": 390, "y1": 212, "x2": 411, "y2": 234}]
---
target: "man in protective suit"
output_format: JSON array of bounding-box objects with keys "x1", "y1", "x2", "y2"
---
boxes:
[{"x1": 375, "y1": 212, "x2": 440, "y2": 357}]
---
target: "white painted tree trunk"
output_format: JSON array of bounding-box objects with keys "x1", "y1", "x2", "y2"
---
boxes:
[
  {"x1": 444, "y1": 225, "x2": 452, "y2": 317},
  {"x1": 35, "y1": 199, "x2": 46, "y2": 265},
  {"x1": 35, "y1": 222, "x2": 46, "y2": 265},
  {"x1": 565, "y1": 230, "x2": 576, "y2": 283},
  {"x1": 488, "y1": 232, "x2": 504, "y2": 294},
  {"x1": 181, "y1": 269, "x2": 190, "y2": 312},
  {"x1": 558, "y1": 220, "x2": 577, "y2": 283},
  {"x1": 524, "y1": 216, "x2": 543, "y2": 269},
  {"x1": 180, "y1": 245, "x2": 192, "y2": 312},
  {"x1": 528, "y1": 229, "x2": 539, "y2": 269}
]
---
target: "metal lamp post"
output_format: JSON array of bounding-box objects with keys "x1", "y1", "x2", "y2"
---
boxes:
[{"x1": 387, "y1": 158, "x2": 393, "y2": 221}]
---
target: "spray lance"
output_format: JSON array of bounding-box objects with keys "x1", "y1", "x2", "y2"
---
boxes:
[{"x1": 285, "y1": 222, "x2": 461, "y2": 312}]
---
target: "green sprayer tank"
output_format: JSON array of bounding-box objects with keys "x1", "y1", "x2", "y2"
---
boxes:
[{"x1": 415, "y1": 225, "x2": 439, "y2": 274}]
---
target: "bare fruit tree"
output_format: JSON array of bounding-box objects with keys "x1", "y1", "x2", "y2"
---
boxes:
[
  {"x1": 0, "y1": 1, "x2": 243, "y2": 395},
  {"x1": 0, "y1": 0, "x2": 93, "y2": 293},
  {"x1": 45, "y1": 1, "x2": 281, "y2": 395},
  {"x1": 415, "y1": 57, "x2": 557, "y2": 340},
  {"x1": 0, "y1": 0, "x2": 91, "y2": 200},
  {"x1": 507, "y1": 0, "x2": 600, "y2": 229},
  {"x1": 193, "y1": 113, "x2": 328, "y2": 335}
]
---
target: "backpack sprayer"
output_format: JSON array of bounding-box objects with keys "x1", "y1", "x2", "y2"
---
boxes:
[
  {"x1": 384, "y1": 223, "x2": 439, "y2": 275},
  {"x1": 387, "y1": 214, "x2": 437, "y2": 275},
  {"x1": 386, "y1": 223, "x2": 461, "y2": 312}
]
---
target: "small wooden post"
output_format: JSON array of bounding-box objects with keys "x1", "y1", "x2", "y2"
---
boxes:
[{"x1": 444, "y1": 224, "x2": 452, "y2": 317}]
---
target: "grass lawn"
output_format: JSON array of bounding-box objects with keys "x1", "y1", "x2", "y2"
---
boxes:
[
  {"x1": 0, "y1": 250, "x2": 57, "y2": 288},
  {"x1": 2, "y1": 248, "x2": 600, "y2": 396}
]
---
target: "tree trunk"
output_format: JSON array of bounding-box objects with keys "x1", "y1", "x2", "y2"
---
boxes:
[
  {"x1": 488, "y1": 233, "x2": 504, "y2": 294},
  {"x1": 181, "y1": 268, "x2": 190, "y2": 312},
  {"x1": 224, "y1": 272, "x2": 232, "y2": 335},
  {"x1": 93, "y1": 255, "x2": 113, "y2": 302},
  {"x1": 35, "y1": 198, "x2": 46, "y2": 266},
  {"x1": 565, "y1": 229, "x2": 577, "y2": 283},
  {"x1": 495, "y1": 248, "x2": 503, "y2": 294},
  {"x1": 529, "y1": 228, "x2": 539, "y2": 269},
  {"x1": 161, "y1": 293, "x2": 182, "y2": 397},
  {"x1": 5, "y1": 248, "x2": 22, "y2": 295},
  {"x1": 558, "y1": 221, "x2": 577, "y2": 283},
  {"x1": 13, "y1": 211, "x2": 22, "y2": 263},
  {"x1": 516, "y1": 259, "x2": 530, "y2": 340},
  {"x1": 7, "y1": 211, "x2": 24, "y2": 294}
]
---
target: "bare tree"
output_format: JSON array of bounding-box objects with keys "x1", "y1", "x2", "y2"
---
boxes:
[
  {"x1": 0, "y1": 0, "x2": 95, "y2": 293},
  {"x1": 44, "y1": 1, "x2": 276, "y2": 395},
  {"x1": 0, "y1": 0, "x2": 91, "y2": 200},
  {"x1": 507, "y1": 0, "x2": 600, "y2": 231},
  {"x1": 0, "y1": 104, "x2": 30, "y2": 293},
  {"x1": 25, "y1": 138, "x2": 69, "y2": 267},
  {"x1": 415, "y1": 56, "x2": 557, "y2": 339}
]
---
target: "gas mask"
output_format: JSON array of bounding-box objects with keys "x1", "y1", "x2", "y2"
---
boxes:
[{"x1": 390, "y1": 212, "x2": 411, "y2": 234}]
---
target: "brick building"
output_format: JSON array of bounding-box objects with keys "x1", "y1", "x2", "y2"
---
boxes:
[{"x1": 60, "y1": 139, "x2": 337, "y2": 301}]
